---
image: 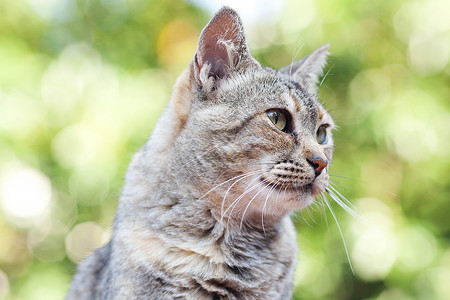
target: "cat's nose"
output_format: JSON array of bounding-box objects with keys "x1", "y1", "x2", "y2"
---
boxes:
[{"x1": 307, "y1": 156, "x2": 328, "y2": 177}]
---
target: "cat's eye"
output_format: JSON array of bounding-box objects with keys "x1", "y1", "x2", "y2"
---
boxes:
[
  {"x1": 316, "y1": 125, "x2": 328, "y2": 144},
  {"x1": 267, "y1": 109, "x2": 288, "y2": 132}
]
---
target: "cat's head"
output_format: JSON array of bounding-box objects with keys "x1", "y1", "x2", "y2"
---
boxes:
[{"x1": 163, "y1": 7, "x2": 334, "y2": 227}]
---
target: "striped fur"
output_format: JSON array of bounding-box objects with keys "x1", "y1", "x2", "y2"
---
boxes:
[{"x1": 67, "y1": 7, "x2": 333, "y2": 300}]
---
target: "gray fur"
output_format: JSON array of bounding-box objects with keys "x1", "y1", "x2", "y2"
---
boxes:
[{"x1": 67, "y1": 7, "x2": 334, "y2": 300}]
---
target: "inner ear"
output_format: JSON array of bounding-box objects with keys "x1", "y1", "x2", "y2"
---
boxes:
[
  {"x1": 195, "y1": 7, "x2": 250, "y2": 87},
  {"x1": 201, "y1": 35, "x2": 231, "y2": 79}
]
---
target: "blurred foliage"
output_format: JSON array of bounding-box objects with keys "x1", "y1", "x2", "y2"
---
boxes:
[{"x1": 0, "y1": 0, "x2": 449, "y2": 299}]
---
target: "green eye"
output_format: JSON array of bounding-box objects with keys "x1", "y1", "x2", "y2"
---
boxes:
[
  {"x1": 267, "y1": 109, "x2": 287, "y2": 131},
  {"x1": 316, "y1": 125, "x2": 328, "y2": 144}
]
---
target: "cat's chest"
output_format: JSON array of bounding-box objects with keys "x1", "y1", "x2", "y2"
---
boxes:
[{"x1": 117, "y1": 216, "x2": 296, "y2": 272}]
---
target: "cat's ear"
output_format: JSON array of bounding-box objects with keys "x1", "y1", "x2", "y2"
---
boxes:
[
  {"x1": 279, "y1": 44, "x2": 330, "y2": 93},
  {"x1": 194, "y1": 7, "x2": 251, "y2": 91}
]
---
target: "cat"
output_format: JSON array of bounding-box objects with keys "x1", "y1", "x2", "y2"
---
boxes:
[{"x1": 67, "y1": 7, "x2": 334, "y2": 300}]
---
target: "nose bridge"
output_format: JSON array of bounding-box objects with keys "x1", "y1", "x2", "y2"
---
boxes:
[
  {"x1": 295, "y1": 132, "x2": 328, "y2": 176},
  {"x1": 298, "y1": 132, "x2": 324, "y2": 160}
]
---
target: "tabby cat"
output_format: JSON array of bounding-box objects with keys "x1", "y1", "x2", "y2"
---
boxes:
[{"x1": 67, "y1": 7, "x2": 334, "y2": 300}]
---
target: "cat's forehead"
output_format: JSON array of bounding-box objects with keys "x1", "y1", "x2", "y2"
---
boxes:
[{"x1": 219, "y1": 69, "x2": 320, "y2": 113}]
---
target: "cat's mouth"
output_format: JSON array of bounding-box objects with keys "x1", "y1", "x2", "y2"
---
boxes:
[
  {"x1": 259, "y1": 174, "x2": 329, "y2": 198},
  {"x1": 260, "y1": 177, "x2": 313, "y2": 192}
]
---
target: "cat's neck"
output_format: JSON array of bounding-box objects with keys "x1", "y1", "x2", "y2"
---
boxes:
[{"x1": 112, "y1": 138, "x2": 297, "y2": 288}]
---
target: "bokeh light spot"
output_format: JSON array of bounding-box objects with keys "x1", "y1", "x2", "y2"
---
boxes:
[
  {"x1": 0, "y1": 168, "x2": 52, "y2": 227},
  {"x1": 397, "y1": 226, "x2": 437, "y2": 272},
  {"x1": 280, "y1": 0, "x2": 316, "y2": 38},
  {"x1": 351, "y1": 198, "x2": 398, "y2": 281},
  {"x1": 408, "y1": 34, "x2": 450, "y2": 75},
  {"x1": 65, "y1": 222, "x2": 111, "y2": 263},
  {"x1": 51, "y1": 124, "x2": 104, "y2": 168},
  {"x1": 27, "y1": 0, "x2": 77, "y2": 23},
  {"x1": 385, "y1": 90, "x2": 447, "y2": 162}
]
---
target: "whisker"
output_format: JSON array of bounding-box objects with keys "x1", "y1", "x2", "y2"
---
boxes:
[
  {"x1": 289, "y1": 43, "x2": 304, "y2": 79},
  {"x1": 274, "y1": 180, "x2": 284, "y2": 207},
  {"x1": 317, "y1": 194, "x2": 329, "y2": 229},
  {"x1": 298, "y1": 208, "x2": 314, "y2": 228},
  {"x1": 306, "y1": 204, "x2": 318, "y2": 224},
  {"x1": 309, "y1": 199, "x2": 321, "y2": 213},
  {"x1": 273, "y1": 180, "x2": 288, "y2": 211},
  {"x1": 220, "y1": 171, "x2": 266, "y2": 223},
  {"x1": 328, "y1": 179, "x2": 347, "y2": 189},
  {"x1": 225, "y1": 178, "x2": 268, "y2": 231},
  {"x1": 326, "y1": 186, "x2": 366, "y2": 224},
  {"x1": 261, "y1": 177, "x2": 283, "y2": 233},
  {"x1": 329, "y1": 174, "x2": 397, "y2": 197},
  {"x1": 327, "y1": 182, "x2": 355, "y2": 205},
  {"x1": 200, "y1": 170, "x2": 262, "y2": 200},
  {"x1": 320, "y1": 63, "x2": 335, "y2": 87},
  {"x1": 240, "y1": 175, "x2": 276, "y2": 229},
  {"x1": 322, "y1": 196, "x2": 355, "y2": 274},
  {"x1": 329, "y1": 174, "x2": 367, "y2": 184},
  {"x1": 223, "y1": 173, "x2": 268, "y2": 224}
]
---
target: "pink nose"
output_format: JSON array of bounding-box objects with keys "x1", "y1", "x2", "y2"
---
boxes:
[{"x1": 307, "y1": 157, "x2": 328, "y2": 177}]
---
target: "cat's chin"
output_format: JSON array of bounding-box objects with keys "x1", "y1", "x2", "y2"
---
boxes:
[
  {"x1": 265, "y1": 177, "x2": 329, "y2": 211},
  {"x1": 287, "y1": 185, "x2": 319, "y2": 208},
  {"x1": 311, "y1": 176, "x2": 329, "y2": 197},
  {"x1": 260, "y1": 175, "x2": 328, "y2": 197}
]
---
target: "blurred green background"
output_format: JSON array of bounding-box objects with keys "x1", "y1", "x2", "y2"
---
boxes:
[{"x1": 0, "y1": 0, "x2": 449, "y2": 299}]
